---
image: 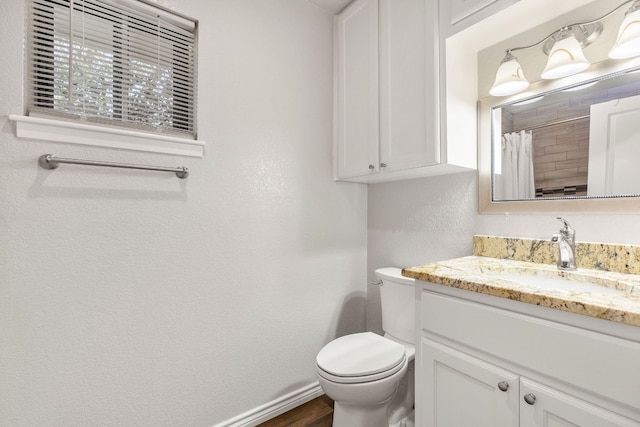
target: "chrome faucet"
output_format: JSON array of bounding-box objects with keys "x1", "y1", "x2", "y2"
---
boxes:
[{"x1": 551, "y1": 217, "x2": 577, "y2": 270}]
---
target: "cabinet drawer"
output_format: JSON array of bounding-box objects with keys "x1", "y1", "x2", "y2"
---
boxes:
[{"x1": 421, "y1": 290, "x2": 640, "y2": 411}]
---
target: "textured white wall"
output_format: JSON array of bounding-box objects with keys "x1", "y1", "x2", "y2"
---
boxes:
[
  {"x1": 367, "y1": 172, "x2": 478, "y2": 332},
  {"x1": 367, "y1": 172, "x2": 640, "y2": 332},
  {"x1": 0, "y1": 1, "x2": 367, "y2": 425}
]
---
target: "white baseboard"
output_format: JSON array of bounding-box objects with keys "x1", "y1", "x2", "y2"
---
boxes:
[{"x1": 213, "y1": 381, "x2": 323, "y2": 427}]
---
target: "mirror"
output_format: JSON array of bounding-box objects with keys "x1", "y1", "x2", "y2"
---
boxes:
[
  {"x1": 476, "y1": 0, "x2": 640, "y2": 213},
  {"x1": 492, "y1": 66, "x2": 640, "y2": 201}
]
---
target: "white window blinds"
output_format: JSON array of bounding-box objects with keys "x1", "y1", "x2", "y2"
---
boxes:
[{"x1": 28, "y1": 0, "x2": 198, "y2": 139}]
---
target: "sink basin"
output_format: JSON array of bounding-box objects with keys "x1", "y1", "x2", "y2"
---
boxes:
[
  {"x1": 488, "y1": 272, "x2": 625, "y2": 295},
  {"x1": 468, "y1": 258, "x2": 640, "y2": 296}
]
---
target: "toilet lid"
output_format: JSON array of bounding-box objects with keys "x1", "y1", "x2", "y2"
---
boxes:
[{"x1": 316, "y1": 332, "x2": 406, "y2": 377}]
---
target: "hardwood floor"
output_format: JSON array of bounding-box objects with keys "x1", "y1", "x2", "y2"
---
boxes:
[{"x1": 257, "y1": 395, "x2": 334, "y2": 427}]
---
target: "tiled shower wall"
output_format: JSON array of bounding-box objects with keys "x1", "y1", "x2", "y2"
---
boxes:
[{"x1": 529, "y1": 117, "x2": 590, "y2": 197}]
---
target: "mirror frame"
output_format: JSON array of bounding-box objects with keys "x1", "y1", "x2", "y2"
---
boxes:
[{"x1": 478, "y1": 59, "x2": 640, "y2": 214}]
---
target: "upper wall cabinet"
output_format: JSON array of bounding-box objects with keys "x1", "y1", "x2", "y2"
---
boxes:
[
  {"x1": 334, "y1": 0, "x2": 475, "y2": 184},
  {"x1": 441, "y1": 0, "x2": 521, "y2": 36}
]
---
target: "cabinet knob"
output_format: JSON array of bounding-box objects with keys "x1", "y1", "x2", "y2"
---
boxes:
[
  {"x1": 368, "y1": 164, "x2": 375, "y2": 170},
  {"x1": 380, "y1": 163, "x2": 387, "y2": 168},
  {"x1": 523, "y1": 393, "x2": 536, "y2": 405},
  {"x1": 497, "y1": 381, "x2": 509, "y2": 392}
]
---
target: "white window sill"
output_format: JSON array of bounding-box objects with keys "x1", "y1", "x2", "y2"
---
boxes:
[{"x1": 9, "y1": 115, "x2": 205, "y2": 158}]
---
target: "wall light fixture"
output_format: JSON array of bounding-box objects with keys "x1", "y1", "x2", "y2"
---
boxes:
[
  {"x1": 490, "y1": 0, "x2": 640, "y2": 97},
  {"x1": 609, "y1": 0, "x2": 640, "y2": 58}
]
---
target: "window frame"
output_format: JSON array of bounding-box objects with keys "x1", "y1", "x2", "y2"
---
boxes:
[{"x1": 12, "y1": 0, "x2": 204, "y2": 157}]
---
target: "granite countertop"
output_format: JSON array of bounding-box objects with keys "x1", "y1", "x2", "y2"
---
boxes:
[{"x1": 402, "y1": 236, "x2": 640, "y2": 327}]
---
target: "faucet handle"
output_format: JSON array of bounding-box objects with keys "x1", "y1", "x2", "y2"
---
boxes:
[
  {"x1": 556, "y1": 217, "x2": 570, "y2": 228},
  {"x1": 556, "y1": 217, "x2": 575, "y2": 233},
  {"x1": 556, "y1": 217, "x2": 576, "y2": 242}
]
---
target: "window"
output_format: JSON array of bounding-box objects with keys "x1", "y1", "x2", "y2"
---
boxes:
[{"x1": 15, "y1": 0, "x2": 202, "y2": 156}]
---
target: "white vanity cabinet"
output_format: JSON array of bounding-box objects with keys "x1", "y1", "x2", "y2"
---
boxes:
[
  {"x1": 334, "y1": 0, "x2": 474, "y2": 183},
  {"x1": 416, "y1": 284, "x2": 640, "y2": 427}
]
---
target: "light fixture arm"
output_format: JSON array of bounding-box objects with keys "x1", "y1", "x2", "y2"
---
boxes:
[
  {"x1": 504, "y1": 0, "x2": 636, "y2": 55},
  {"x1": 569, "y1": 0, "x2": 636, "y2": 27}
]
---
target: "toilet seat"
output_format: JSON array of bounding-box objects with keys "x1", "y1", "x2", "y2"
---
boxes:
[
  {"x1": 317, "y1": 356, "x2": 407, "y2": 384},
  {"x1": 316, "y1": 332, "x2": 407, "y2": 384}
]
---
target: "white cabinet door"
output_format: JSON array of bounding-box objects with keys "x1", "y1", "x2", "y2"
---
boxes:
[
  {"x1": 378, "y1": 0, "x2": 438, "y2": 173},
  {"x1": 420, "y1": 338, "x2": 519, "y2": 427},
  {"x1": 335, "y1": 0, "x2": 380, "y2": 179},
  {"x1": 520, "y1": 378, "x2": 640, "y2": 427}
]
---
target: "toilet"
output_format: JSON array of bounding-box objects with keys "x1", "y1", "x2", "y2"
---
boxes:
[{"x1": 316, "y1": 267, "x2": 416, "y2": 427}]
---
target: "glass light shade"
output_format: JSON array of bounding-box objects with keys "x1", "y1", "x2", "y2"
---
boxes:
[
  {"x1": 609, "y1": 4, "x2": 640, "y2": 59},
  {"x1": 489, "y1": 54, "x2": 530, "y2": 97},
  {"x1": 541, "y1": 34, "x2": 590, "y2": 79}
]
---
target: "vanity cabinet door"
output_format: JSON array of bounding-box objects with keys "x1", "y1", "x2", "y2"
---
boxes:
[
  {"x1": 335, "y1": 0, "x2": 380, "y2": 179},
  {"x1": 520, "y1": 378, "x2": 640, "y2": 427},
  {"x1": 420, "y1": 338, "x2": 519, "y2": 427}
]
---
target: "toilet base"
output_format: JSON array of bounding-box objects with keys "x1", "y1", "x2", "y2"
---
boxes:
[
  {"x1": 390, "y1": 409, "x2": 415, "y2": 427},
  {"x1": 387, "y1": 360, "x2": 415, "y2": 425},
  {"x1": 332, "y1": 404, "x2": 415, "y2": 427},
  {"x1": 332, "y1": 399, "x2": 392, "y2": 427}
]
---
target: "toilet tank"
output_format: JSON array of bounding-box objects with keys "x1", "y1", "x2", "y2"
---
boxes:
[{"x1": 375, "y1": 267, "x2": 416, "y2": 345}]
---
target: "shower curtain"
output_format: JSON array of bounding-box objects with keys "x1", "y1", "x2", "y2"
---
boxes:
[{"x1": 498, "y1": 130, "x2": 535, "y2": 200}]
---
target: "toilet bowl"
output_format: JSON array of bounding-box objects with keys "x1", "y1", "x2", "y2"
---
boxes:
[
  {"x1": 316, "y1": 268, "x2": 416, "y2": 427},
  {"x1": 316, "y1": 332, "x2": 411, "y2": 427}
]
